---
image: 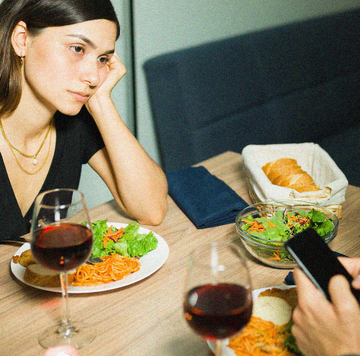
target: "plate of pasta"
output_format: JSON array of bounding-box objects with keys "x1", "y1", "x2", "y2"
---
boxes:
[
  {"x1": 207, "y1": 285, "x2": 299, "y2": 356},
  {"x1": 11, "y1": 222, "x2": 169, "y2": 294}
]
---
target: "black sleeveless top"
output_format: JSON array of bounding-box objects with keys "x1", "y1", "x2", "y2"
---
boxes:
[{"x1": 0, "y1": 107, "x2": 104, "y2": 239}]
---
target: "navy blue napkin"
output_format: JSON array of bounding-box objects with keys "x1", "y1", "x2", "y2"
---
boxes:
[
  {"x1": 285, "y1": 251, "x2": 348, "y2": 285},
  {"x1": 166, "y1": 166, "x2": 248, "y2": 229}
]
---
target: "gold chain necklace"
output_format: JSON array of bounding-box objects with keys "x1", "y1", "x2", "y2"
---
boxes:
[
  {"x1": 0, "y1": 119, "x2": 51, "y2": 165},
  {"x1": 0, "y1": 119, "x2": 53, "y2": 175}
]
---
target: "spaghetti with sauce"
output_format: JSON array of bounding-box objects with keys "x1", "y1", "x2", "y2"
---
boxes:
[{"x1": 72, "y1": 254, "x2": 141, "y2": 286}]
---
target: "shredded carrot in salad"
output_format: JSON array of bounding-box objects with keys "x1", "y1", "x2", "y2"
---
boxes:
[
  {"x1": 228, "y1": 316, "x2": 296, "y2": 356},
  {"x1": 243, "y1": 220, "x2": 266, "y2": 232},
  {"x1": 103, "y1": 226, "x2": 124, "y2": 248},
  {"x1": 243, "y1": 219, "x2": 279, "y2": 233},
  {"x1": 268, "y1": 249, "x2": 282, "y2": 261},
  {"x1": 268, "y1": 220, "x2": 277, "y2": 229},
  {"x1": 72, "y1": 254, "x2": 140, "y2": 286},
  {"x1": 242, "y1": 213, "x2": 310, "y2": 235},
  {"x1": 286, "y1": 214, "x2": 309, "y2": 229}
]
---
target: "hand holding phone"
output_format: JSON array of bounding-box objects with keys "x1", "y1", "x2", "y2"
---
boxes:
[{"x1": 285, "y1": 228, "x2": 360, "y2": 303}]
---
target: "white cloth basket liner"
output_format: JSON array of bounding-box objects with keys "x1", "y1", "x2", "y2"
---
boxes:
[{"x1": 242, "y1": 143, "x2": 348, "y2": 206}]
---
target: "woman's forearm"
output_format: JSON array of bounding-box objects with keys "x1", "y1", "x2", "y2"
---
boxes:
[{"x1": 88, "y1": 97, "x2": 168, "y2": 225}]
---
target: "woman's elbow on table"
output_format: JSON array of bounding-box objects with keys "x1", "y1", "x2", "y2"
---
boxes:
[
  {"x1": 135, "y1": 198, "x2": 168, "y2": 226},
  {"x1": 138, "y1": 177, "x2": 169, "y2": 225},
  {"x1": 121, "y1": 185, "x2": 168, "y2": 226}
]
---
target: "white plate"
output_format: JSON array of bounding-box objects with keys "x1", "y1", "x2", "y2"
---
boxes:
[
  {"x1": 11, "y1": 223, "x2": 169, "y2": 294},
  {"x1": 207, "y1": 285, "x2": 295, "y2": 355}
]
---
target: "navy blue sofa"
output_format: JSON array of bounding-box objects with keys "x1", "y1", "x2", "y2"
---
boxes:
[{"x1": 144, "y1": 8, "x2": 360, "y2": 186}]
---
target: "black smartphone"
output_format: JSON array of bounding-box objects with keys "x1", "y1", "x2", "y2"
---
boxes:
[{"x1": 285, "y1": 228, "x2": 360, "y2": 303}]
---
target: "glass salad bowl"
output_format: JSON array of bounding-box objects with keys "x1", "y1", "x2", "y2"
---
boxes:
[{"x1": 235, "y1": 201, "x2": 339, "y2": 269}]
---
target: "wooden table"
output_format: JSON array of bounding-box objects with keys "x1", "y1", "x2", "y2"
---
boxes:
[{"x1": 1, "y1": 151, "x2": 360, "y2": 356}]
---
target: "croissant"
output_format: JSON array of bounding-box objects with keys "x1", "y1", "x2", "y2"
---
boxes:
[{"x1": 262, "y1": 158, "x2": 320, "y2": 193}]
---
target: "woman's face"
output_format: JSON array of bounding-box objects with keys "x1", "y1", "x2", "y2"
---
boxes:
[{"x1": 22, "y1": 19, "x2": 117, "y2": 116}]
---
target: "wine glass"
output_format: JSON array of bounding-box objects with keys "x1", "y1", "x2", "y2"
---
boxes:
[
  {"x1": 31, "y1": 188, "x2": 96, "y2": 349},
  {"x1": 183, "y1": 241, "x2": 253, "y2": 355}
]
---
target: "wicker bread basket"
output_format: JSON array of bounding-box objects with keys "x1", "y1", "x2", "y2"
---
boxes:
[
  {"x1": 246, "y1": 177, "x2": 343, "y2": 218},
  {"x1": 242, "y1": 143, "x2": 348, "y2": 219}
]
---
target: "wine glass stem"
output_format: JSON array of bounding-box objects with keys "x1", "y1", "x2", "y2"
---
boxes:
[
  {"x1": 60, "y1": 272, "x2": 71, "y2": 327},
  {"x1": 215, "y1": 339, "x2": 224, "y2": 356}
]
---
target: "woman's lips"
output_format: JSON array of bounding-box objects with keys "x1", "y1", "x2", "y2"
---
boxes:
[{"x1": 69, "y1": 91, "x2": 90, "y2": 103}]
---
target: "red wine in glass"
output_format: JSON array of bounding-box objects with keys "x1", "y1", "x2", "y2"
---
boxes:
[
  {"x1": 31, "y1": 188, "x2": 96, "y2": 350},
  {"x1": 32, "y1": 223, "x2": 93, "y2": 272},
  {"x1": 184, "y1": 283, "x2": 252, "y2": 340},
  {"x1": 183, "y1": 242, "x2": 252, "y2": 356}
]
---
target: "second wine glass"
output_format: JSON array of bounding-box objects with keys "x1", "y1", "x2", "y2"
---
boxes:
[
  {"x1": 31, "y1": 188, "x2": 96, "y2": 349},
  {"x1": 183, "y1": 241, "x2": 253, "y2": 356}
]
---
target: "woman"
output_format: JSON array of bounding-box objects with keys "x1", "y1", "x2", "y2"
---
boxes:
[
  {"x1": 0, "y1": 0, "x2": 168, "y2": 239},
  {"x1": 292, "y1": 257, "x2": 360, "y2": 356}
]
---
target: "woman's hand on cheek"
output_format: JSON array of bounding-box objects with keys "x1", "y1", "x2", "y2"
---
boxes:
[
  {"x1": 86, "y1": 51, "x2": 126, "y2": 113},
  {"x1": 99, "y1": 51, "x2": 127, "y2": 94}
]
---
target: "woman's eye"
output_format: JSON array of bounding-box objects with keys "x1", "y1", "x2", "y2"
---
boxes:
[
  {"x1": 98, "y1": 56, "x2": 110, "y2": 65},
  {"x1": 71, "y1": 46, "x2": 84, "y2": 54}
]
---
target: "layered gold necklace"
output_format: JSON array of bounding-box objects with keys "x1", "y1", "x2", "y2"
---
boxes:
[{"x1": 0, "y1": 119, "x2": 53, "y2": 175}]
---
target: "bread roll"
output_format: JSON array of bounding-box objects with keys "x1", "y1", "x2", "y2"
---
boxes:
[
  {"x1": 262, "y1": 158, "x2": 320, "y2": 193},
  {"x1": 253, "y1": 287, "x2": 298, "y2": 326},
  {"x1": 12, "y1": 249, "x2": 36, "y2": 267},
  {"x1": 262, "y1": 158, "x2": 298, "y2": 176},
  {"x1": 252, "y1": 296, "x2": 292, "y2": 326},
  {"x1": 24, "y1": 264, "x2": 75, "y2": 288}
]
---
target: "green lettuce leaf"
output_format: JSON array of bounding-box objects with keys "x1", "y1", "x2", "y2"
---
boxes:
[
  {"x1": 91, "y1": 219, "x2": 111, "y2": 258},
  {"x1": 91, "y1": 220, "x2": 158, "y2": 258}
]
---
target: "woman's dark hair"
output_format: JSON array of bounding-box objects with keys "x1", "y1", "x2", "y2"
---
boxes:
[{"x1": 0, "y1": 0, "x2": 120, "y2": 116}]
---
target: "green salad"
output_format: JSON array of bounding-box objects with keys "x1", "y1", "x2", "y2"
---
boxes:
[
  {"x1": 91, "y1": 220, "x2": 158, "y2": 259},
  {"x1": 240, "y1": 208, "x2": 334, "y2": 262},
  {"x1": 284, "y1": 320, "x2": 303, "y2": 355},
  {"x1": 241, "y1": 208, "x2": 334, "y2": 242}
]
